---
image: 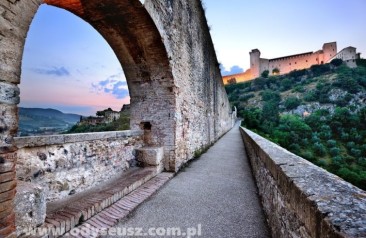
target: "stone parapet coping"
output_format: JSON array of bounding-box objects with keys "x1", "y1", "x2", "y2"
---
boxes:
[
  {"x1": 14, "y1": 130, "x2": 144, "y2": 148},
  {"x1": 240, "y1": 127, "x2": 366, "y2": 238}
]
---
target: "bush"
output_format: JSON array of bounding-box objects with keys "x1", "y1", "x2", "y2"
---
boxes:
[
  {"x1": 239, "y1": 93, "x2": 255, "y2": 102},
  {"x1": 330, "y1": 58, "x2": 343, "y2": 67},
  {"x1": 289, "y1": 69, "x2": 307, "y2": 79},
  {"x1": 284, "y1": 97, "x2": 301, "y2": 110},
  {"x1": 280, "y1": 78, "x2": 292, "y2": 91},
  {"x1": 310, "y1": 64, "x2": 331, "y2": 76},
  {"x1": 301, "y1": 151, "x2": 315, "y2": 162},
  {"x1": 260, "y1": 90, "x2": 281, "y2": 102},
  {"x1": 356, "y1": 58, "x2": 366, "y2": 67},
  {"x1": 329, "y1": 147, "x2": 341, "y2": 156},
  {"x1": 293, "y1": 85, "x2": 305, "y2": 93},
  {"x1": 253, "y1": 77, "x2": 267, "y2": 90},
  {"x1": 303, "y1": 90, "x2": 318, "y2": 102},
  {"x1": 313, "y1": 142, "x2": 326, "y2": 156},
  {"x1": 333, "y1": 76, "x2": 360, "y2": 93},
  {"x1": 327, "y1": 140, "x2": 337, "y2": 148},
  {"x1": 261, "y1": 70, "x2": 269, "y2": 78}
]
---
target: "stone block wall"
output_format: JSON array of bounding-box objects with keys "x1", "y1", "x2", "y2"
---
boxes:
[
  {"x1": 240, "y1": 127, "x2": 366, "y2": 237},
  {"x1": 145, "y1": 0, "x2": 233, "y2": 171},
  {"x1": 15, "y1": 130, "x2": 143, "y2": 202}
]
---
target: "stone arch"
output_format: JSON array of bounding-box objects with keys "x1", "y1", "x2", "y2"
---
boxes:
[{"x1": 0, "y1": 0, "x2": 175, "y2": 236}]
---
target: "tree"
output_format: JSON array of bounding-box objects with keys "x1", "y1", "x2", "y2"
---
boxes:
[
  {"x1": 280, "y1": 78, "x2": 292, "y2": 91},
  {"x1": 330, "y1": 58, "x2": 343, "y2": 67},
  {"x1": 261, "y1": 90, "x2": 281, "y2": 102},
  {"x1": 261, "y1": 70, "x2": 269, "y2": 78},
  {"x1": 284, "y1": 97, "x2": 301, "y2": 110}
]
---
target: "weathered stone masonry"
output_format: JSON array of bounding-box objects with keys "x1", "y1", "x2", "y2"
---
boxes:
[
  {"x1": 15, "y1": 130, "x2": 143, "y2": 202},
  {"x1": 240, "y1": 127, "x2": 366, "y2": 238},
  {"x1": 0, "y1": 0, "x2": 233, "y2": 236},
  {"x1": 13, "y1": 130, "x2": 144, "y2": 235}
]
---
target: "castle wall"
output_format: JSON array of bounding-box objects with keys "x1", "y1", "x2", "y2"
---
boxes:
[
  {"x1": 222, "y1": 69, "x2": 253, "y2": 84},
  {"x1": 268, "y1": 52, "x2": 321, "y2": 75},
  {"x1": 223, "y1": 42, "x2": 360, "y2": 85}
]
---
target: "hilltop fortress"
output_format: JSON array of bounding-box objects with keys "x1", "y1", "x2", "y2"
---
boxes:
[{"x1": 223, "y1": 42, "x2": 361, "y2": 84}]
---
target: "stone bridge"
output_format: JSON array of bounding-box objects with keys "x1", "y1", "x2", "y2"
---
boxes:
[
  {"x1": 0, "y1": 0, "x2": 365, "y2": 237},
  {"x1": 1, "y1": 0, "x2": 233, "y2": 236}
]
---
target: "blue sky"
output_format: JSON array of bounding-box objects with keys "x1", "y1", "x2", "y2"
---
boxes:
[{"x1": 20, "y1": 0, "x2": 366, "y2": 115}]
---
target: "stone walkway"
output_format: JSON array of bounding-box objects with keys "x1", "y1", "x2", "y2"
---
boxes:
[{"x1": 104, "y1": 123, "x2": 270, "y2": 238}]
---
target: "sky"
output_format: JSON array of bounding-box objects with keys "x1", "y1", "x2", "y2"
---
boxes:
[{"x1": 20, "y1": 0, "x2": 366, "y2": 116}]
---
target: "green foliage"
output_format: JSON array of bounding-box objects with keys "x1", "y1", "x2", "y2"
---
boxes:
[
  {"x1": 293, "y1": 85, "x2": 305, "y2": 93},
  {"x1": 333, "y1": 76, "x2": 360, "y2": 93},
  {"x1": 239, "y1": 93, "x2": 255, "y2": 102},
  {"x1": 329, "y1": 147, "x2": 341, "y2": 156},
  {"x1": 260, "y1": 90, "x2": 281, "y2": 102},
  {"x1": 330, "y1": 58, "x2": 343, "y2": 67},
  {"x1": 303, "y1": 90, "x2": 318, "y2": 102},
  {"x1": 242, "y1": 108, "x2": 262, "y2": 129},
  {"x1": 313, "y1": 142, "x2": 326, "y2": 156},
  {"x1": 283, "y1": 97, "x2": 301, "y2": 110},
  {"x1": 225, "y1": 65, "x2": 366, "y2": 190},
  {"x1": 261, "y1": 70, "x2": 270, "y2": 78},
  {"x1": 310, "y1": 64, "x2": 331, "y2": 76},
  {"x1": 280, "y1": 78, "x2": 292, "y2": 91},
  {"x1": 356, "y1": 58, "x2": 366, "y2": 67},
  {"x1": 289, "y1": 69, "x2": 307, "y2": 79},
  {"x1": 67, "y1": 111, "x2": 130, "y2": 133},
  {"x1": 252, "y1": 77, "x2": 267, "y2": 90}
]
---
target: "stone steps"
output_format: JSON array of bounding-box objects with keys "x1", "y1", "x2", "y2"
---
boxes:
[{"x1": 20, "y1": 168, "x2": 173, "y2": 238}]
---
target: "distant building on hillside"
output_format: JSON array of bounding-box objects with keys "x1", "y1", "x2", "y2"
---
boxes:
[
  {"x1": 104, "y1": 110, "x2": 120, "y2": 123},
  {"x1": 79, "y1": 117, "x2": 104, "y2": 126},
  {"x1": 222, "y1": 42, "x2": 361, "y2": 84}
]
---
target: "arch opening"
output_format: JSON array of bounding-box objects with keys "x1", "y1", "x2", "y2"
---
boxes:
[
  {"x1": 0, "y1": 0, "x2": 177, "y2": 236},
  {"x1": 20, "y1": 4, "x2": 130, "y2": 136}
]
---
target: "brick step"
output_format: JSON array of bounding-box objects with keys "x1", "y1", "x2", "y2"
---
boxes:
[{"x1": 20, "y1": 167, "x2": 173, "y2": 238}]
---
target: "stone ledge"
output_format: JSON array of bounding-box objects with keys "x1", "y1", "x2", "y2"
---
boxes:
[
  {"x1": 136, "y1": 147, "x2": 164, "y2": 166},
  {"x1": 240, "y1": 127, "x2": 366, "y2": 238},
  {"x1": 14, "y1": 130, "x2": 144, "y2": 148}
]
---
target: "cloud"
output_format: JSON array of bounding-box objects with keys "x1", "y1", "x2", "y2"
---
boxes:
[
  {"x1": 91, "y1": 72, "x2": 129, "y2": 99},
  {"x1": 221, "y1": 65, "x2": 244, "y2": 76},
  {"x1": 32, "y1": 66, "x2": 71, "y2": 77}
]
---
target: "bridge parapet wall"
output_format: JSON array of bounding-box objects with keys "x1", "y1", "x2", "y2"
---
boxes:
[
  {"x1": 14, "y1": 130, "x2": 143, "y2": 202},
  {"x1": 240, "y1": 127, "x2": 366, "y2": 238}
]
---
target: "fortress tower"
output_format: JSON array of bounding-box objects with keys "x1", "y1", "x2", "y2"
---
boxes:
[
  {"x1": 322, "y1": 42, "x2": 337, "y2": 63},
  {"x1": 250, "y1": 49, "x2": 261, "y2": 78}
]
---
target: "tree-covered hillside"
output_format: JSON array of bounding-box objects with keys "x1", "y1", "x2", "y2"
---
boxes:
[
  {"x1": 19, "y1": 108, "x2": 81, "y2": 136},
  {"x1": 226, "y1": 60, "x2": 366, "y2": 190}
]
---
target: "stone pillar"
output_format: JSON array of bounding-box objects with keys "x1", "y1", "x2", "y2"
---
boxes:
[
  {"x1": 0, "y1": 96, "x2": 19, "y2": 238},
  {"x1": 0, "y1": 0, "x2": 42, "y2": 236}
]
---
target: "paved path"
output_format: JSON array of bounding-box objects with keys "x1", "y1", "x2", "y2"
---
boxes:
[{"x1": 105, "y1": 123, "x2": 270, "y2": 238}]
